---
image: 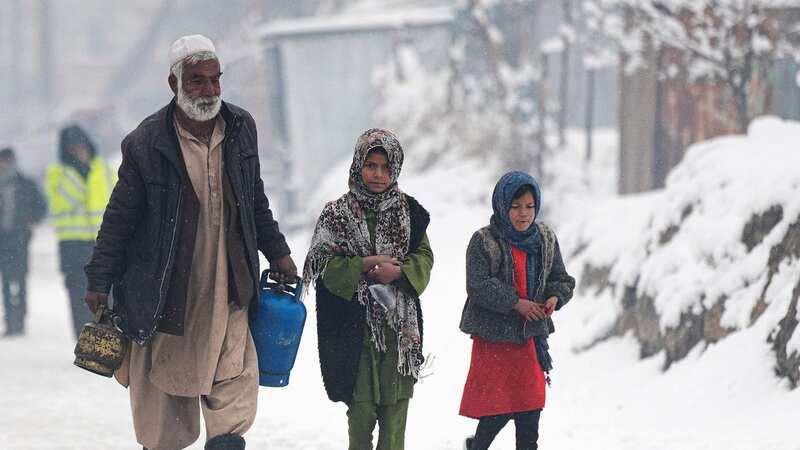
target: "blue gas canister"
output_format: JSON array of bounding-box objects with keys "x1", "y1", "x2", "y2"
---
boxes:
[{"x1": 249, "y1": 269, "x2": 306, "y2": 387}]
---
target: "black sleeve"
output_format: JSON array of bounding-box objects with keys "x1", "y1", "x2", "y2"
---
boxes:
[
  {"x1": 30, "y1": 180, "x2": 47, "y2": 224},
  {"x1": 84, "y1": 136, "x2": 146, "y2": 293},
  {"x1": 543, "y1": 237, "x2": 575, "y2": 310},
  {"x1": 22, "y1": 177, "x2": 47, "y2": 224}
]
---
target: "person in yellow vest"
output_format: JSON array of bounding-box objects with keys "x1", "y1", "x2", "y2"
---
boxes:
[{"x1": 46, "y1": 125, "x2": 115, "y2": 338}]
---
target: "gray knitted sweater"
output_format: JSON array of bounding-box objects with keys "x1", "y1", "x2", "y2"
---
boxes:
[{"x1": 459, "y1": 222, "x2": 575, "y2": 344}]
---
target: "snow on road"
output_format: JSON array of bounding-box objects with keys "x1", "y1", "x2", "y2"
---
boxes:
[{"x1": 3, "y1": 142, "x2": 799, "y2": 449}]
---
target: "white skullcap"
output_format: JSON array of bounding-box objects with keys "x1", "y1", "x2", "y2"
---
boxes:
[{"x1": 168, "y1": 34, "x2": 216, "y2": 68}]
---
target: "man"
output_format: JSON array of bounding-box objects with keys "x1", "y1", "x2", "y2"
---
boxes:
[
  {"x1": 0, "y1": 148, "x2": 46, "y2": 337},
  {"x1": 84, "y1": 34, "x2": 297, "y2": 450},
  {"x1": 45, "y1": 125, "x2": 115, "y2": 338}
]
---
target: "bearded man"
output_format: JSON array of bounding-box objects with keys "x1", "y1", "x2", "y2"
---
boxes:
[{"x1": 84, "y1": 34, "x2": 297, "y2": 450}]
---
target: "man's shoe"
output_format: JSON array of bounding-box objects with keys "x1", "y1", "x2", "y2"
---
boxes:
[{"x1": 205, "y1": 433, "x2": 245, "y2": 450}]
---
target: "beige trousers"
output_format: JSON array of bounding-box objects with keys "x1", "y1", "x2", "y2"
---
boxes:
[{"x1": 129, "y1": 345, "x2": 259, "y2": 450}]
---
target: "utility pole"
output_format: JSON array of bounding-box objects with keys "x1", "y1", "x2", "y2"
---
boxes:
[
  {"x1": 10, "y1": 0, "x2": 22, "y2": 108},
  {"x1": 39, "y1": 0, "x2": 54, "y2": 113},
  {"x1": 558, "y1": 0, "x2": 573, "y2": 148},
  {"x1": 585, "y1": 68, "x2": 595, "y2": 162}
]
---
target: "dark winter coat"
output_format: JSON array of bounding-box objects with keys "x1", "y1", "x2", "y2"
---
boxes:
[
  {"x1": 0, "y1": 173, "x2": 47, "y2": 245},
  {"x1": 58, "y1": 125, "x2": 98, "y2": 177},
  {"x1": 85, "y1": 99, "x2": 290, "y2": 345},
  {"x1": 316, "y1": 195, "x2": 429, "y2": 404},
  {"x1": 459, "y1": 222, "x2": 575, "y2": 344}
]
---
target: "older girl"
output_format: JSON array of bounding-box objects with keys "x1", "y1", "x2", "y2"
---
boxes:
[
  {"x1": 459, "y1": 171, "x2": 575, "y2": 450},
  {"x1": 303, "y1": 129, "x2": 433, "y2": 450}
]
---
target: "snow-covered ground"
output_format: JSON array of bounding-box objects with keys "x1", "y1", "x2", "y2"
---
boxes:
[{"x1": 2, "y1": 126, "x2": 799, "y2": 449}]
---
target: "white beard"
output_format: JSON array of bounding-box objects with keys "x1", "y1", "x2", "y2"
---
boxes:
[{"x1": 176, "y1": 84, "x2": 221, "y2": 122}]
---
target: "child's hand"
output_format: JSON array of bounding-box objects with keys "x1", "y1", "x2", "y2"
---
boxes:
[
  {"x1": 544, "y1": 296, "x2": 558, "y2": 316},
  {"x1": 366, "y1": 261, "x2": 402, "y2": 284},
  {"x1": 514, "y1": 298, "x2": 547, "y2": 321},
  {"x1": 362, "y1": 255, "x2": 399, "y2": 272}
]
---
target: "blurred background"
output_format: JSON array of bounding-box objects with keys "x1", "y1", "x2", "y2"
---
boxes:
[{"x1": 2, "y1": 1, "x2": 799, "y2": 210}]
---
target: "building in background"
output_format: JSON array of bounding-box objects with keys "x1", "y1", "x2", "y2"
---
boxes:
[
  {"x1": 256, "y1": 5, "x2": 455, "y2": 221},
  {"x1": 254, "y1": 0, "x2": 621, "y2": 220}
]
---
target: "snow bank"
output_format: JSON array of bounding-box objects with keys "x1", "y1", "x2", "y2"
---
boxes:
[{"x1": 563, "y1": 116, "x2": 800, "y2": 385}]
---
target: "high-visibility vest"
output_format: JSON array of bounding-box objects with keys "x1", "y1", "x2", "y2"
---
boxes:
[{"x1": 45, "y1": 157, "x2": 116, "y2": 241}]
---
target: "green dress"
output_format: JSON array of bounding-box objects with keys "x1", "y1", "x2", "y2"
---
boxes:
[{"x1": 322, "y1": 209, "x2": 433, "y2": 450}]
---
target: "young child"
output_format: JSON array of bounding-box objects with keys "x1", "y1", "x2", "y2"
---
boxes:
[
  {"x1": 303, "y1": 128, "x2": 434, "y2": 450},
  {"x1": 459, "y1": 171, "x2": 575, "y2": 450}
]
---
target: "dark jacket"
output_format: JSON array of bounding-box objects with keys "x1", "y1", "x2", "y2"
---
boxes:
[
  {"x1": 85, "y1": 99, "x2": 290, "y2": 344},
  {"x1": 58, "y1": 125, "x2": 98, "y2": 177},
  {"x1": 315, "y1": 195, "x2": 429, "y2": 403},
  {"x1": 0, "y1": 173, "x2": 47, "y2": 244},
  {"x1": 459, "y1": 222, "x2": 575, "y2": 344}
]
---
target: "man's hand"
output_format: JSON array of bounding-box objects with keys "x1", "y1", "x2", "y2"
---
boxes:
[
  {"x1": 366, "y1": 261, "x2": 402, "y2": 284},
  {"x1": 544, "y1": 296, "x2": 558, "y2": 316},
  {"x1": 85, "y1": 291, "x2": 109, "y2": 314},
  {"x1": 514, "y1": 298, "x2": 547, "y2": 321},
  {"x1": 270, "y1": 254, "x2": 298, "y2": 284}
]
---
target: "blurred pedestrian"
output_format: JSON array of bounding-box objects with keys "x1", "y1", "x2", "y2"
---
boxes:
[
  {"x1": 303, "y1": 128, "x2": 434, "y2": 450},
  {"x1": 84, "y1": 34, "x2": 296, "y2": 450},
  {"x1": 459, "y1": 171, "x2": 575, "y2": 450},
  {"x1": 45, "y1": 125, "x2": 115, "y2": 338},
  {"x1": 0, "y1": 148, "x2": 46, "y2": 337}
]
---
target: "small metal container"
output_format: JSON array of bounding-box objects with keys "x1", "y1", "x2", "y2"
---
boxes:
[{"x1": 73, "y1": 304, "x2": 129, "y2": 377}]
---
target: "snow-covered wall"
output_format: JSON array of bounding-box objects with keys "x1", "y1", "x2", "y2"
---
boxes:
[{"x1": 562, "y1": 116, "x2": 800, "y2": 387}]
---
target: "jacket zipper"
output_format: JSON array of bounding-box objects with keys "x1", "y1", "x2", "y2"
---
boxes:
[
  {"x1": 139, "y1": 179, "x2": 182, "y2": 344},
  {"x1": 140, "y1": 114, "x2": 241, "y2": 343}
]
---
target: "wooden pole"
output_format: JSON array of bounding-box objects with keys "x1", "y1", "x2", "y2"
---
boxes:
[{"x1": 585, "y1": 68, "x2": 595, "y2": 162}]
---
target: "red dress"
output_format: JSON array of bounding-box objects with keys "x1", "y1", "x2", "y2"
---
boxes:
[{"x1": 459, "y1": 245, "x2": 546, "y2": 418}]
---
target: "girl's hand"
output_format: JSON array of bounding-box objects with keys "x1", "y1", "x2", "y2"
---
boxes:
[
  {"x1": 544, "y1": 296, "x2": 558, "y2": 316},
  {"x1": 366, "y1": 261, "x2": 402, "y2": 284},
  {"x1": 361, "y1": 255, "x2": 399, "y2": 272},
  {"x1": 514, "y1": 298, "x2": 547, "y2": 321}
]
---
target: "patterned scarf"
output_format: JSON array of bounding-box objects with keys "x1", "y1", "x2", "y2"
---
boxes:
[{"x1": 303, "y1": 128, "x2": 424, "y2": 378}]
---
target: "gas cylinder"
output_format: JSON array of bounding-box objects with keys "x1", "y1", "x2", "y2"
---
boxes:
[
  {"x1": 73, "y1": 304, "x2": 129, "y2": 377},
  {"x1": 250, "y1": 269, "x2": 306, "y2": 387}
]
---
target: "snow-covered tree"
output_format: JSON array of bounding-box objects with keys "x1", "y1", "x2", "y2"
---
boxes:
[
  {"x1": 376, "y1": 0, "x2": 554, "y2": 177},
  {"x1": 585, "y1": 0, "x2": 800, "y2": 131}
]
